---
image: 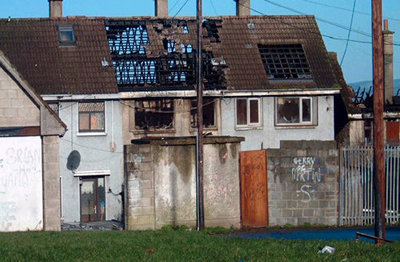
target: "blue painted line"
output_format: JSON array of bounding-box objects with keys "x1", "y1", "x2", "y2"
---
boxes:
[{"x1": 234, "y1": 226, "x2": 400, "y2": 242}]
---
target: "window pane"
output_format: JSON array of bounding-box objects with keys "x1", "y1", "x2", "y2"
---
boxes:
[
  {"x1": 60, "y1": 30, "x2": 74, "y2": 42},
  {"x1": 79, "y1": 113, "x2": 90, "y2": 131},
  {"x1": 277, "y1": 98, "x2": 299, "y2": 123},
  {"x1": 236, "y1": 99, "x2": 247, "y2": 125},
  {"x1": 249, "y1": 100, "x2": 259, "y2": 124},
  {"x1": 91, "y1": 112, "x2": 105, "y2": 131},
  {"x1": 302, "y1": 98, "x2": 311, "y2": 122}
]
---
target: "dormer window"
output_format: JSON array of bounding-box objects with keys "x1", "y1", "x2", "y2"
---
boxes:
[
  {"x1": 258, "y1": 44, "x2": 312, "y2": 80},
  {"x1": 58, "y1": 25, "x2": 76, "y2": 46}
]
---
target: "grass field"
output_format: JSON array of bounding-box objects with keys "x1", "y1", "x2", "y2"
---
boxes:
[{"x1": 0, "y1": 228, "x2": 399, "y2": 261}]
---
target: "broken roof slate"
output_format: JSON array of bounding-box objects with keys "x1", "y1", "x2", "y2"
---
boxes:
[{"x1": 0, "y1": 15, "x2": 339, "y2": 94}]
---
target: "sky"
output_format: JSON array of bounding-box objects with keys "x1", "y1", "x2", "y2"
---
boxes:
[{"x1": 0, "y1": 0, "x2": 399, "y2": 84}]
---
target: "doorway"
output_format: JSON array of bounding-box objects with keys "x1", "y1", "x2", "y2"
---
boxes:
[
  {"x1": 240, "y1": 150, "x2": 269, "y2": 228},
  {"x1": 80, "y1": 177, "x2": 105, "y2": 222}
]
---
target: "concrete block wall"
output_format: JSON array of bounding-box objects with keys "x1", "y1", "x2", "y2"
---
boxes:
[
  {"x1": 125, "y1": 144, "x2": 156, "y2": 230},
  {"x1": 125, "y1": 137, "x2": 242, "y2": 230},
  {"x1": 0, "y1": 68, "x2": 39, "y2": 127},
  {"x1": 267, "y1": 141, "x2": 339, "y2": 226},
  {"x1": 42, "y1": 136, "x2": 61, "y2": 231}
]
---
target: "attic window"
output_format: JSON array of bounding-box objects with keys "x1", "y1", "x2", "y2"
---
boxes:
[
  {"x1": 58, "y1": 25, "x2": 76, "y2": 46},
  {"x1": 258, "y1": 44, "x2": 312, "y2": 80}
]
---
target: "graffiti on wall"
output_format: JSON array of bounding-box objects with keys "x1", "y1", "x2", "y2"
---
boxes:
[
  {"x1": 291, "y1": 157, "x2": 327, "y2": 203},
  {"x1": 0, "y1": 137, "x2": 43, "y2": 231}
]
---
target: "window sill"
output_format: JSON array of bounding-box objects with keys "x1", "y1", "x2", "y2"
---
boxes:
[
  {"x1": 235, "y1": 125, "x2": 263, "y2": 131},
  {"x1": 77, "y1": 132, "x2": 107, "y2": 137},
  {"x1": 132, "y1": 129, "x2": 176, "y2": 134},
  {"x1": 275, "y1": 125, "x2": 317, "y2": 129}
]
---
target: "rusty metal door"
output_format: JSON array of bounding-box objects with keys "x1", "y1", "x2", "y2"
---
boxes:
[{"x1": 240, "y1": 150, "x2": 268, "y2": 228}]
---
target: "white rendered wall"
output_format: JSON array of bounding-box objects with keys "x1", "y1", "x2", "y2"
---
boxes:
[
  {"x1": 221, "y1": 96, "x2": 335, "y2": 150},
  {"x1": 58, "y1": 100, "x2": 123, "y2": 223}
]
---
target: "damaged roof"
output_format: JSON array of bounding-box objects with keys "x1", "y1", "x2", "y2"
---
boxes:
[{"x1": 0, "y1": 15, "x2": 340, "y2": 94}]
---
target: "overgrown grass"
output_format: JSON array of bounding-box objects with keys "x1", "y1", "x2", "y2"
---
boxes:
[{"x1": 0, "y1": 229, "x2": 398, "y2": 261}]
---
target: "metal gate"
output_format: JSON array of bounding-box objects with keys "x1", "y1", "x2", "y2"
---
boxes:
[{"x1": 340, "y1": 146, "x2": 400, "y2": 225}]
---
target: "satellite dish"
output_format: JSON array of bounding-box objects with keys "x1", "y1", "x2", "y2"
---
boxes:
[{"x1": 67, "y1": 150, "x2": 81, "y2": 171}]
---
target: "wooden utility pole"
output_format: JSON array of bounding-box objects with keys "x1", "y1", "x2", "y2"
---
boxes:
[
  {"x1": 195, "y1": 0, "x2": 205, "y2": 231},
  {"x1": 372, "y1": 0, "x2": 386, "y2": 242}
]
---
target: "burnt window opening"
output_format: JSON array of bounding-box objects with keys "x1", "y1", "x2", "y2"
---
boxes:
[
  {"x1": 134, "y1": 99, "x2": 174, "y2": 130},
  {"x1": 258, "y1": 44, "x2": 312, "y2": 80},
  {"x1": 191, "y1": 99, "x2": 216, "y2": 128},
  {"x1": 58, "y1": 25, "x2": 76, "y2": 46}
]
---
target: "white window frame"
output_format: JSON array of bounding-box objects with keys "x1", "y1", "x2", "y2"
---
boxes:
[
  {"x1": 235, "y1": 98, "x2": 262, "y2": 129},
  {"x1": 275, "y1": 96, "x2": 317, "y2": 127},
  {"x1": 77, "y1": 101, "x2": 107, "y2": 136}
]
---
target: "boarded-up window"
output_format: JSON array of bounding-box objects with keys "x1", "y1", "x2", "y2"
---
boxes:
[
  {"x1": 276, "y1": 97, "x2": 316, "y2": 126},
  {"x1": 191, "y1": 99, "x2": 216, "y2": 128},
  {"x1": 386, "y1": 121, "x2": 400, "y2": 145},
  {"x1": 78, "y1": 102, "x2": 105, "y2": 132},
  {"x1": 135, "y1": 99, "x2": 174, "y2": 130},
  {"x1": 236, "y1": 98, "x2": 261, "y2": 128}
]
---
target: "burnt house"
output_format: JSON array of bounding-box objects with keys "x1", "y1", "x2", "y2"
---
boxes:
[
  {"x1": 337, "y1": 20, "x2": 399, "y2": 146},
  {"x1": 0, "y1": 0, "x2": 346, "y2": 227}
]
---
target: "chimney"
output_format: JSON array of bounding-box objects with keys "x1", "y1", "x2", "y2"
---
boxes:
[
  {"x1": 155, "y1": 0, "x2": 168, "y2": 18},
  {"x1": 383, "y1": 19, "x2": 395, "y2": 104},
  {"x1": 49, "y1": 0, "x2": 63, "y2": 18},
  {"x1": 235, "y1": 0, "x2": 250, "y2": 16}
]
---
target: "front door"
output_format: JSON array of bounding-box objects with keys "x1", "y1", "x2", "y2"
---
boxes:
[
  {"x1": 80, "y1": 177, "x2": 105, "y2": 222},
  {"x1": 240, "y1": 150, "x2": 269, "y2": 227}
]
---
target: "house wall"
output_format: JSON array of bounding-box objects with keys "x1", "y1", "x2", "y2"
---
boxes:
[
  {"x1": 221, "y1": 96, "x2": 335, "y2": 150},
  {"x1": 0, "y1": 65, "x2": 63, "y2": 231},
  {"x1": 58, "y1": 100, "x2": 124, "y2": 223},
  {"x1": 125, "y1": 137, "x2": 242, "y2": 230},
  {"x1": 0, "y1": 68, "x2": 39, "y2": 127},
  {"x1": 349, "y1": 121, "x2": 365, "y2": 145},
  {"x1": 267, "y1": 141, "x2": 339, "y2": 226}
]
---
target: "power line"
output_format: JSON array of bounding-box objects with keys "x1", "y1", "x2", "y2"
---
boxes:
[
  {"x1": 169, "y1": 0, "x2": 183, "y2": 14},
  {"x1": 172, "y1": 0, "x2": 190, "y2": 18},
  {"x1": 236, "y1": 0, "x2": 400, "y2": 47},
  {"x1": 209, "y1": 0, "x2": 218, "y2": 16},
  {"x1": 298, "y1": 0, "x2": 400, "y2": 23},
  {"x1": 340, "y1": 0, "x2": 357, "y2": 66},
  {"x1": 263, "y1": 0, "x2": 371, "y2": 38}
]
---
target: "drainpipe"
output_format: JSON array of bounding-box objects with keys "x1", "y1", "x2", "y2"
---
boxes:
[
  {"x1": 383, "y1": 20, "x2": 394, "y2": 104},
  {"x1": 235, "y1": 0, "x2": 251, "y2": 16},
  {"x1": 155, "y1": 0, "x2": 168, "y2": 18},
  {"x1": 49, "y1": 0, "x2": 63, "y2": 18}
]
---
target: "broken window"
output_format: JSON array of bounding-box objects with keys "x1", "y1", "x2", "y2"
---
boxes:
[
  {"x1": 58, "y1": 25, "x2": 76, "y2": 46},
  {"x1": 258, "y1": 44, "x2": 312, "y2": 80},
  {"x1": 78, "y1": 102, "x2": 105, "y2": 132},
  {"x1": 236, "y1": 98, "x2": 261, "y2": 128},
  {"x1": 276, "y1": 97, "x2": 316, "y2": 126},
  {"x1": 191, "y1": 99, "x2": 216, "y2": 128},
  {"x1": 134, "y1": 99, "x2": 174, "y2": 130}
]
